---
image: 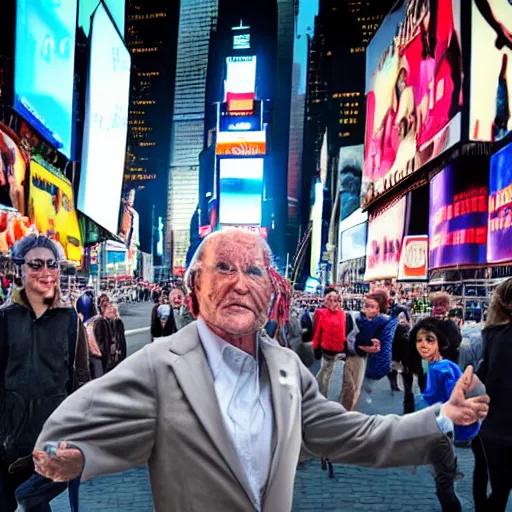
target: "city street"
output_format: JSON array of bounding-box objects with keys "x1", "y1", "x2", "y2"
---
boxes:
[{"x1": 48, "y1": 305, "x2": 511, "y2": 512}]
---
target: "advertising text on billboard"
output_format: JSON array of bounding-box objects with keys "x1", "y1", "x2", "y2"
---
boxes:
[
  {"x1": 429, "y1": 163, "x2": 488, "y2": 269},
  {"x1": 363, "y1": 0, "x2": 462, "y2": 207},
  {"x1": 216, "y1": 131, "x2": 266, "y2": 156},
  {"x1": 398, "y1": 235, "x2": 428, "y2": 280},
  {"x1": 364, "y1": 197, "x2": 406, "y2": 281}
]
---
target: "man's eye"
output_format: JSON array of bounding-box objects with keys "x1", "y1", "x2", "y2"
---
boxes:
[
  {"x1": 216, "y1": 262, "x2": 234, "y2": 273},
  {"x1": 246, "y1": 266, "x2": 263, "y2": 277}
]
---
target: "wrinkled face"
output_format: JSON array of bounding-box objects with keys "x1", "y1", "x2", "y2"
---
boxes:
[
  {"x1": 23, "y1": 247, "x2": 59, "y2": 300},
  {"x1": 170, "y1": 289, "x2": 185, "y2": 308},
  {"x1": 195, "y1": 234, "x2": 272, "y2": 336},
  {"x1": 363, "y1": 298, "x2": 380, "y2": 320},
  {"x1": 325, "y1": 291, "x2": 340, "y2": 312},
  {"x1": 432, "y1": 300, "x2": 449, "y2": 317},
  {"x1": 416, "y1": 329, "x2": 441, "y2": 363}
]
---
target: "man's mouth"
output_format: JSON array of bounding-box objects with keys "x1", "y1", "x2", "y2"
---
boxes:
[{"x1": 225, "y1": 303, "x2": 252, "y2": 312}]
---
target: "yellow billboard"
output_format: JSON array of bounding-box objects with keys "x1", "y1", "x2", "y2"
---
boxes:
[{"x1": 28, "y1": 160, "x2": 82, "y2": 262}]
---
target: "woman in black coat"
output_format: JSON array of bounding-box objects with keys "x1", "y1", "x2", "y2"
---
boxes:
[{"x1": 472, "y1": 279, "x2": 512, "y2": 511}]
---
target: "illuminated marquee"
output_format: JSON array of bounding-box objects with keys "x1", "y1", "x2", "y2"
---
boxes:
[
  {"x1": 216, "y1": 131, "x2": 266, "y2": 156},
  {"x1": 227, "y1": 92, "x2": 254, "y2": 113}
]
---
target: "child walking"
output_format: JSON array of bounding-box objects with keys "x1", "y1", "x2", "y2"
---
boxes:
[{"x1": 408, "y1": 317, "x2": 481, "y2": 512}]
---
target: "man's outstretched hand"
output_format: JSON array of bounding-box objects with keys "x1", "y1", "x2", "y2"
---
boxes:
[
  {"x1": 33, "y1": 442, "x2": 84, "y2": 482},
  {"x1": 441, "y1": 365, "x2": 489, "y2": 426}
]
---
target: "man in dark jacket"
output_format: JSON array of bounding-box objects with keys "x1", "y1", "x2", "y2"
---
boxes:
[{"x1": 0, "y1": 235, "x2": 90, "y2": 511}]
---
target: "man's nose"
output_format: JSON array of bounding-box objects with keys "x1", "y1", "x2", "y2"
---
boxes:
[{"x1": 232, "y1": 271, "x2": 249, "y2": 294}]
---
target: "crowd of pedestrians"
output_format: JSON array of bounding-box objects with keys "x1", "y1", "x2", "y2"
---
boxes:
[{"x1": 0, "y1": 231, "x2": 509, "y2": 511}]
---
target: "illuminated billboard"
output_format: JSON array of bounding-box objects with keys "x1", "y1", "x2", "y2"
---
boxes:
[
  {"x1": 78, "y1": 3, "x2": 131, "y2": 234},
  {"x1": 219, "y1": 158, "x2": 263, "y2": 226},
  {"x1": 233, "y1": 33, "x2": 250, "y2": 50},
  {"x1": 28, "y1": 160, "x2": 82, "y2": 262},
  {"x1": 470, "y1": 0, "x2": 512, "y2": 141},
  {"x1": 216, "y1": 131, "x2": 266, "y2": 156},
  {"x1": 338, "y1": 208, "x2": 368, "y2": 263},
  {"x1": 79, "y1": 0, "x2": 125, "y2": 37},
  {"x1": 429, "y1": 163, "x2": 488, "y2": 269},
  {"x1": 225, "y1": 56, "x2": 257, "y2": 95},
  {"x1": 219, "y1": 101, "x2": 261, "y2": 132},
  {"x1": 365, "y1": 197, "x2": 406, "y2": 281},
  {"x1": 14, "y1": 0, "x2": 78, "y2": 159},
  {"x1": 363, "y1": 0, "x2": 462, "y2": 207},
  {"x1": 487, "y1": 142, "x2": 512, "y2": 264}
]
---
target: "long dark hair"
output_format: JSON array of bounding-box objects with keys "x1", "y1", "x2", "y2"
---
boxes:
[
  {"x1": 407, "y1": 317, "x2": 451, "y2": 375},
  {"x1": 486, "y1": 278, "x2": 512, "y2": 328}
]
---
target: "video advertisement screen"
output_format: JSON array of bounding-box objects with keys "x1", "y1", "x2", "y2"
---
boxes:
[
  {"x1": 14, "y1": 0, "x2": 78, "y2": 159},
  {"x1": 363, "y1": 0, "x2": 462, "y2": 207},
  {"x1": 470, "y1": 0, "x2": 512, "y2": 141},
  {"x1": 78, "y1": 3, "x2": 131, "y2": 234},
  {"x1": 218, "y1": 158, "x2": 263, "y2": 226}
]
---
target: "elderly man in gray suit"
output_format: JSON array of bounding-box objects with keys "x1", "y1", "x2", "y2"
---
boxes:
[{"x1": 33, "y1": 231, "x2": 489, "y2": 512}]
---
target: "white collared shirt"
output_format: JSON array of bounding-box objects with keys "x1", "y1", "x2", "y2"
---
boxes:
[{"x1": 197, "y1": 317, "x2": 273, "y2": 509}]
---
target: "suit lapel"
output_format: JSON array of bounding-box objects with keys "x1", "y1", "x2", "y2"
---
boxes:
[
  {"x1": 260, "y1": 335, "x2": 299, "y2": 486},
  {"x1": 168, "y1": 323, "x2": 255, "y2": 506}
]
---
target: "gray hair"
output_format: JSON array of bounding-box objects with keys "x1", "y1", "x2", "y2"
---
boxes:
[
  {"x1": 11, "y1": 234, "x2": 63, "y2": 263},
  {"x1": 184, "y1": 230, "x2": 273, "y2": 317}
]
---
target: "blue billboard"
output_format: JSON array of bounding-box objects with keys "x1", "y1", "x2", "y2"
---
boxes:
[
  {"x1": 219, "y1": 158, "x2": 263, "y2": 226},
  {"x1": 14, "y1": 0, "x2": 78, "y2": 158}
]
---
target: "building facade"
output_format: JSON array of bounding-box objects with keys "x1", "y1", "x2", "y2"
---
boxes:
[
  {"x1": 124, "y1": 1, "x2": 179, "y2": 259},
  {"x1": 166, "y1": 0, "x2": 219, "y2": 272}
]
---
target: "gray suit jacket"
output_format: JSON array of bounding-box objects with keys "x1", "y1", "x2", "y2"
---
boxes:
[{"x1": 37, "y1": 322, "x2": 448, "y2": 512}]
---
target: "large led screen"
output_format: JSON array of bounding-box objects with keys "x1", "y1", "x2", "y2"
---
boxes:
[
  {"x1": 78, "y1": 3, "x2": 131, "y2": 234},
  {"x1": 363, "y1": 0, "x2": 462, "y2": 207},
  {"x1": 14, "y1": 0, "x2": 78, "y2": 159},
  {"x1": 364, "y1": 196, "x2": 406, "y2": 281},
  {"x1": 470, "y1": 0, "x2": 512, "y2": 141},
  {"x1": 338, "y1": 208, "x2": 368, "y2": 263},
  {"x1": 488, "y1": 142, "x2": 512, "y2": 263},
  {"x1": 219, "y1": 158, "x2": 263, "y2": 226},
  {"x1": 429, "y1": 163, "x2": 488, "y2": 269},
  {"x1": 79, "y1": 0, "x2": 125, "y2": 37},
  {"x1": 225, "y1": 56, "x2": 257, "y2": 96},
  {"x1": 29, "y1": 160, "x2": 82, "y2": 262}
]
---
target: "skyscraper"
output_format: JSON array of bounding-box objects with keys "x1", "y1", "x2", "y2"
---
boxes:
[
  {"x1": 166, "y1": 0, "x2": 219, "y2": 272},
  {"x1": 124, "y1": 1, "x2": 179, "y2": 258}
]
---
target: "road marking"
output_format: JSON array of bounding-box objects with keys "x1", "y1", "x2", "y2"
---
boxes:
[{"x1": 125, "y1": 327, "x2": 150, "y2": 336}]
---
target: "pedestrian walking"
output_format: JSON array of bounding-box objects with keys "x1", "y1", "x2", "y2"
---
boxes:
[
  {"x1": 408, "y1": 317, "x2": 482, "y2": 512},
  {"x1": 313, "y1": 288, "x2": 353, "y2": 397},
  {"x1": 472, "y1": 279, "x2": 512, "y2": 511},
  {"x1": 151, "y1": 304, "x2": 177, "y2": 340},
  {"x1": 0, "y1": 234, "x2": 90, "y2": 512}
]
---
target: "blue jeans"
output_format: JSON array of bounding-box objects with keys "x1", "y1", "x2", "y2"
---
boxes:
[{"x1": 14, "y1": 473, "x2": 80, "y2": 512}]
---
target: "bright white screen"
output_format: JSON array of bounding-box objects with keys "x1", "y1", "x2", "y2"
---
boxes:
[
  {"x1": 225, "y1": 56, "x2": 257, "y2": 96},
  {"x1": 219, "y1": 158, "x2": 263, "y2": 225},
  {"x1": 78, "y1": 3, "x2": 130, "y2": 233}
]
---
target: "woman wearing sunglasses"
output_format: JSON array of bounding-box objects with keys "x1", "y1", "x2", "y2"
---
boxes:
[{"x1": 0, "y1": 234, "x2": 90, "y2": 512}]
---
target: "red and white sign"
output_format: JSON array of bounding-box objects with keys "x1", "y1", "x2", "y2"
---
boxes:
[
  {"x1": 398, "y1": 235, "x2": 428, "y2": 281},
  {"x1": 216, "y1": 130, "x2": 266, "y2": 156},
  {"x1": 364, "y1": 196, "x2": 406, "y2": 281}
]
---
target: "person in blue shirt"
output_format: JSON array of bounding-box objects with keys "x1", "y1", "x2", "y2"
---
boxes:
[{"x1": 408, "y1": 317, "x2": 481, "y2": 512}]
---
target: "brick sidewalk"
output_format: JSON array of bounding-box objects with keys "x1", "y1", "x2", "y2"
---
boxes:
[{"x1": 50, "y1": 360, "x2": 511, "y2": 511}]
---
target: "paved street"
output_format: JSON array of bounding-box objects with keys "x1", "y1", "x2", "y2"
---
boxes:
[{"x1": 49, "y1": 307, "x2": 511, "y2": 511}]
